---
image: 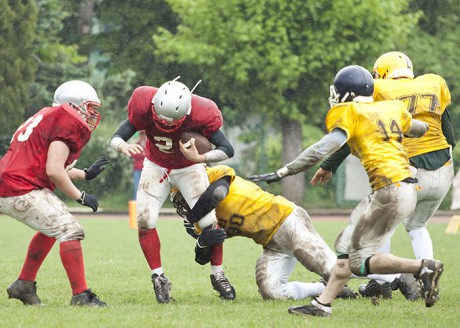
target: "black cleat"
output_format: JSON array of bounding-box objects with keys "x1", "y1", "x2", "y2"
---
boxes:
[
  {"x1": 288, "y1": 299, "x2": 332, "y2": 317},
  {"x1": 391, "y1": 273, "x2": 421, "y2": 301},
  {"x1": 210, "y1": 272, "x2": 236, "y2": 300},
  {"x1": 7, "y1": 279, "x2": 42, "y2": 305},
  {"x1": 152, "y1": 273, "x2": 172, "y2": 304},
  {"x1": 358, "y1": 279, "x2": 392, "y2": 299},
  {"x1": 70, "y1": 289, "x2": 107, "y2": 307},
  {"x1": 415, "y1": 259, "x2": 444, "y2": 308}
]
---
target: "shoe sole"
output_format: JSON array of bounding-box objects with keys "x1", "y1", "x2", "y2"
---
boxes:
[
  {"x1": 288, "y1": 306, "x2": 331, "y2": 317},
  {"x1": 424, "y1": 263, "x2": 444, "y2": 308},
  {"x1": 7, "y1": 289, "x2": 42, "y2": 306}
]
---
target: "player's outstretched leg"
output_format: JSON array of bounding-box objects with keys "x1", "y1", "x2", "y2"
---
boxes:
[{"x1": 415, "y1": 259, "x2": 444, "y2": 307}]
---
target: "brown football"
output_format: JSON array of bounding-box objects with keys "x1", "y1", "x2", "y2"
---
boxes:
[{"x1": 180, "y1": 131, "x2": 212, "y2": 154}]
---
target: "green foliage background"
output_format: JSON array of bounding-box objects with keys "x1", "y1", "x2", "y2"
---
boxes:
[{"x1": 1, "y1": 0, "x2": 459, "y2": 210}]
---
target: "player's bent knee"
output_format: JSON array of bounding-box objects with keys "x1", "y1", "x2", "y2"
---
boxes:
[
  {"x1": 57, "y1": 221, "x2": 85, "y2": 242},
  {"x1": 257, "y1": 279, "x2": 286, "y2": 300},
  {"x1": 348, "y1": 256, "x2": 368, "y2": 276}
]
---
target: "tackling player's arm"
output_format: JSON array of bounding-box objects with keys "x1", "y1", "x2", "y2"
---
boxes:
[
  {"x1": 186, "y1": 176, "x2": 231, "y2": 224},
  {"x1": 442, "y1": 109, "x2": 456, "y2": 149},
  {"x1": 247, "y1": 129, "x2": 347, "y2": 183},
  {"x1": 405, "y1": 119, "x2": 429, "y2": 138},
  {"x1": 109, "y1": 119, "x2": 144, "y2": 157},
  {"x1": 311, "y1": 143, "x2": 351, "y2": 186}
]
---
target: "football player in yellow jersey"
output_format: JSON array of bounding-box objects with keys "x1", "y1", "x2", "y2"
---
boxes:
[
  {"x1": 312, "y1": 52, "x2": 455, "y2": 301},
  {"x1": 248, "y1": 65, "x2": 444, "y2": 317},
  {"x1": 171, "y1": 164, "x2": 357, "y2": 300}
]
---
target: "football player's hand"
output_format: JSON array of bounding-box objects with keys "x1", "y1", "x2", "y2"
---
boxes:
[
  {"x1": 184, "y1": 220, "x2": 199, "y2": 239},
  {"x1": 84, "y1": 156, "x2": 110, "y2": 180},
  {"x1": 196, "y1": 226, "x2": 227, "y2": 247},
  {"x1": 246, "y1": 172, "x2": 282, "y2": 184},
  {"x1": 118, "y1": 142, "x2": 144, "y2": 158},
  {"x1": 194, "y1": 244, "x2": 212, "y2": 265},
  {"x1": 179, "y1": 139, "x2": 206, "y2": 163},
  {"x1": 76, "y1": 191, "x2": 98, "y2": 212},
  {"x1": 310, "y1": 168, "x2": 333, "y2": 186}
]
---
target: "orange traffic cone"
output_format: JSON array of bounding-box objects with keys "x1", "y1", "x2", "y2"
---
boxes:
[{"x1": 128, "y1": 200, "x2": 137, "y2": 229}]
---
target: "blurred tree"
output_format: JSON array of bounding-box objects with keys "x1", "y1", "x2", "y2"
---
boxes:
[
  {"x1": 153, "y1": 0, "x2": 419, "y2": 203},
  {"x1": 92, "y1": 0, "x2": 190, "y2": 88},
  {"x1": 0, "y1": 1, "x2": 37, "y2": 138},
  {"x1": 28, "y1": 0, "x2": 91, "y2": 118}
]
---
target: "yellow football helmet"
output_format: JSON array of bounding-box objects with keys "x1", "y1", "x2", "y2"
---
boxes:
[{"x1": 371, "y1": 51, "x2": 414, "y2": 80}]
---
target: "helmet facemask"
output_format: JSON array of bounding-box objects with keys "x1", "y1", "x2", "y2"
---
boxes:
[
  {"x1": 328, "y1": 85, "x2": 354, "y2": 108},
  {"x1": 70, "y1": 100, "x2": 101, "y2": 132},
  {"x1": 170, "y1": 188, "x2": 190, "y2": 218},
  {"x1": 151, "y1": 109, "x2": 188, "y2": 133},
  {"x1": 53, "y1": 80, "x2": 102, "y2": 132}
]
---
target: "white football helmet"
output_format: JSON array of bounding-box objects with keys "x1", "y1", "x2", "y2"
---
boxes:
[
  {"x1": 152, "y1": 77, "x2": 197, "y2": 133},
  {"x1": 53, "y1": 80, "x2": 102, "y2": 131}
]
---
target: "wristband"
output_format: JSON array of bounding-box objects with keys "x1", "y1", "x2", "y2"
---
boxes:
[{"x1": 110, "y1": 137, "x2": 126, "y2": 151}]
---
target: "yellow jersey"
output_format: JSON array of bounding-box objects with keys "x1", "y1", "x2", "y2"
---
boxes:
[
  {"x1": 374, "y1": 74, "x2": 451, "y2": 158},
  {"x1": 206, "y1": 165, "x2": 295, "y2": 246},
  {"x1": 326, "y1": 100, "x2": 413, "y2": 190}
]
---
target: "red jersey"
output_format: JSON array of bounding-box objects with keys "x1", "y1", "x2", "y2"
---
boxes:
[
  {"x1": 127, "y1": 86, "x2": 223, "y2": 169},
  {"x1": 0, "y1": 105, "x2": 91, "y2": 196}
]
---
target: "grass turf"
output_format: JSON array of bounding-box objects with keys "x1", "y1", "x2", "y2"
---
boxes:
[{"x1": 0, "y1": 214, "x2": 458, "y2": 327}]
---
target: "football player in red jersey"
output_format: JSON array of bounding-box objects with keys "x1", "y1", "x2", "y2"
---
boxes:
[
  {"x1": 0, "y1": 80, "x2": 109, "y2": 307},
  {"x1": 109, "y1": 77, "x2": 235, "y2": 303}
]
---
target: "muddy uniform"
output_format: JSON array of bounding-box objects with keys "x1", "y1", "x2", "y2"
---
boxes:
[
  {"x1": 207, "y1": 165, "x2": 336, "y2": 299},
  {"x1": 374, "y1": 76, "x2": 454, "y2": 243},
  {"x1": 0, "y1": 105, "x2": 90, "y2": 241},
  {"x1": 128, "y1": 86, "x2": 223, "y2": 230},
  {"x1": 325, "y1": 100, "x2": 417, "y2": 274}
]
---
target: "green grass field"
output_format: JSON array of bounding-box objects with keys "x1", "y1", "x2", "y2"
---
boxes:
[{"x1": 0, "y1": 214, "x2": 458, "y2": 328}]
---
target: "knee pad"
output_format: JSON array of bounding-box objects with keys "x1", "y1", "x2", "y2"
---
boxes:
[{"x1": 57, "y1": 220, "x2": 85, "y2": 242}]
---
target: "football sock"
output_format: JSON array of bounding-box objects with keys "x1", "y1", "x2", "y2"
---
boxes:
[
  {"x1": 409, "y1": 228, "x2": 433, "y2": 260},
  {"x1": 312, "y1": 297, "x2": 332, "y2": 314},
  {"x1": 211, "y1": 265, "x2": 223, "y2": 275},
  {"x1": 152, "y1": 268, "x2": 164, "y2": 276},
  {"x1": 138, "y1": 228, "x2": 162, "y2": 269},
  {"x1": 60, "y1": 240, "x2": 88, "y2": 295},
  {"x1": 287, "y1": 282, "x2": 325, "y2": 300},
  {"x1": 353, "y1": 273, "x2": 400, "y2": 283},
  {"x1": 19, "y1": 232, "x2": 56, "y2": 281},
  {"x1": 210, "y1": 242, "x2": 223, "y2": 266}
]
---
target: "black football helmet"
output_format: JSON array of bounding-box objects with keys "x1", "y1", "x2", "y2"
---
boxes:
[{"x1": 329, "y1": 65, "x2": 374, "y2": 107}]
